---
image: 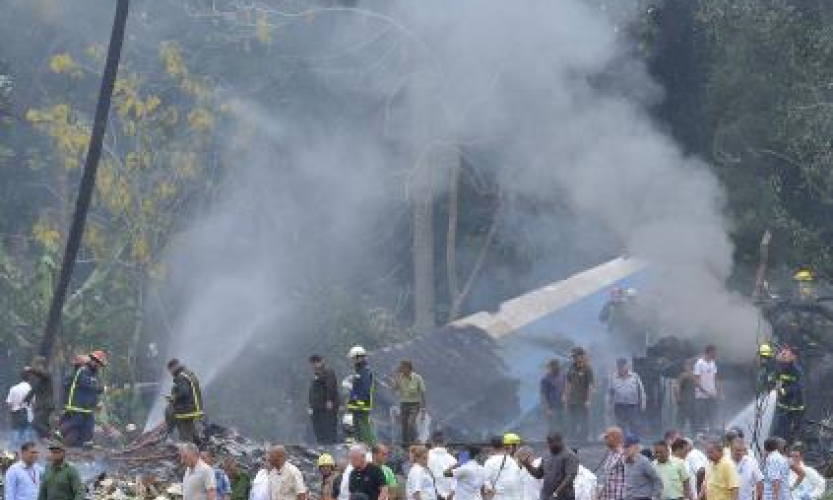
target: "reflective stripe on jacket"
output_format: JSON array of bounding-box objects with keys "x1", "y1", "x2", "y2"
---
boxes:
[
  {"x1": 171, "y1": 369, "x2": 204, "y2": 419},
  {"x1": 63, "y1": 365, "x2": 102, "y2": 414}
]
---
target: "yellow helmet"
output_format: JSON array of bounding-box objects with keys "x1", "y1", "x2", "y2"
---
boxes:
[
  {"x1": 317, "y1": 453, "x2": 335, "y2": 467},
  {"x1": 758, "y1": 343, "x2": 775, "y2": 358},
  {"x1": 503, "y1": 433, "x2": 522, "y2": 446},
  {"x1": 794, "y1": 270, "x2": 814, "y2": 282}
]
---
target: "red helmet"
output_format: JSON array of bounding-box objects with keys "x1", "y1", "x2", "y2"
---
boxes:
[{"x1": 89, "y1": 350, "x2": 109, "y2": 366}]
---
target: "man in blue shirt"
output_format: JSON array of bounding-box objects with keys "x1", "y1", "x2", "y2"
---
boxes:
[
  {"x1": 540, "y1": 359, "x2": 565, "y2": 433},
  {"x1": 762, "y1": 438, "x2": 790, "y2": 500},
  {"x1": 4, "y1": 442, "x2": 44, "y2": 500}
]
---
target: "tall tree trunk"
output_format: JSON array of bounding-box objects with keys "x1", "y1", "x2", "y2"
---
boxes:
[
  {"x1": 412, "y1": 162, "x2": 435, "y2": 331},
  {"x1": 450, "y1": 192, "x2": 500, "y2": 320},
  {"x1": 446, "y1": 153, "x2": 461, "y2": 320}
]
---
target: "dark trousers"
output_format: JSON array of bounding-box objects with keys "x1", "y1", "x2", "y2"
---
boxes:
[
  {"x1": 311, "y1": 409, "x2": 339, "y2": 444},
  {"x1": 772, "y1": 407, "x2": 804, "y2": 443},
  {"x1": 694, "y1": 398, "x2": 719, "y2": 432},
  {"x1": 567, "y1": 402, "x2": 589, "y2": 442},
  {"x1": 614, "y1": 403, "x2": 640, "y2": 436},
  {"x1": 400, "y1": 402, "x2": 421, "y2": 446},
  {"x1": 32, "y1": 407, "x2": 53, "y2": 439},
  {"x1": 676, "y1": 401, "x2": 695, "y2": 433},
  {"x1": 59, "y1": 411, "x2": 95, "y2": 446}
]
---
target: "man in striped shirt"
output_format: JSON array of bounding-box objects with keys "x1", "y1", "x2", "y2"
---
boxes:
[{"x1": 598, "y1": 427, "x2": 626, "y2": 500}]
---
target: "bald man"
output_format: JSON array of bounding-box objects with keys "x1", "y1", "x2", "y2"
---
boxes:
[{"x1": 268, "y1": 446, "x2": 308, "y2": 500}]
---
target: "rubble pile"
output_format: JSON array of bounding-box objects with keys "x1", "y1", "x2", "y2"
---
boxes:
[{"x1": 1, "y1": 425, "x2": 332, "y2": 500}]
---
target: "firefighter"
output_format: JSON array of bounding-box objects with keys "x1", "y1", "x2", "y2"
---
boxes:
[
  {"x1": 793, "y1": 269, "x2": 816, "y2": 300},
  {"x1": 757, "y1": 342, "x2": 777, "y2": 393},
  {"x1": 58, "y1": 350, "x2": 107, "y2": 447},
  {"x1": 345, "y1": 345, "x2": 376, "y2": 445},
  {"x1": 772, "y1": 345, "x2": 804, "y2": 444},
  {"x1": 165, "y1": 359, "x2": 204, "y2": 444}
]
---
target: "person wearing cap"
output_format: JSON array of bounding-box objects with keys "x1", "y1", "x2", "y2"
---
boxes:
[
  {"x1": 609, "y1": 359, "x2": 646, "y2": 438},
  {"x1": 564, "y1": 347, "x2": 595, "y2": 442},
  {"x1": 166, "y1": 359, "x2": 205, "y2": 444},
  {"x1": 37, "y1": 442, "x2": 83, "y2": 500},
  {"x1": 57, "y1": 351, "x2": 107, "y2": 447},
  {"x1": 483, "y1": 436, "x2": 522, "y2": 500},
  {"x1": 5, "y1": 441, "x2": 43, "y2": 500},
  {"x1": 309, "y1": 354, "x2": 340, "y2": 445},
  {"x1": 346, "y1": 346, "x2": 376, "y2": 446},
  {"x1": 771, "y1": 346, "x2": 804, "y2": 444},
  {"x1": 622, "y1": 435, "x2": 663, "y2": 500}
]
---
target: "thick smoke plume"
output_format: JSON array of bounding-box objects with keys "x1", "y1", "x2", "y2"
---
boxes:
[
  {"x1": 7, "y1": 0, "x2": 763, "y2": 430},
  {"x1": 152, "y1": 0, "x2": 762, "y2": 400}
]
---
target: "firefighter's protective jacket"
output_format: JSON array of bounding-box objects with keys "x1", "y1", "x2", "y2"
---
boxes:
[
  {"x1": 62, "y1": 365, "x2": 103, "y2": 413},
  {"x1": 170, "y1": 368, "x2": 204, "y2": 420},
  {"x1": 776, "y1": 362, "x2": 804, "y2": 412},
  {"x1": 346, "y1": 364, "x2": 374, "y2": 412}
]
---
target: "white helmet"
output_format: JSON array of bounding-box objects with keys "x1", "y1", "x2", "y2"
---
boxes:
[{"x1": 348, "y1": 345, "x2": 367, "y2": 359}]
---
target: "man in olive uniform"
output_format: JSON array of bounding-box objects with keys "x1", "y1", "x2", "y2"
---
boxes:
[
  {"x1": 563, "y1": 347, "x2": 595, "y2": 442},
  {"x1": 37, "y1": 442, "x2": 84, "y2": 500},
  {"x1": 166, "y1": 359, "x2": 205, "y2": 444}
]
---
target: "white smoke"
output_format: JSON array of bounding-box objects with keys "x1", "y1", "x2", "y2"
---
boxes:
[{"x1": 143, "y1": 0, "x2": 762, "y2": 426}]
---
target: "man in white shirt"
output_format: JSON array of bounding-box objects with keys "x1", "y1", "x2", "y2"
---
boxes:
[
  {"x1": 6, "y1": 371, "x2": 33, "y2": 447},
  {"x1": 445, "y1": 447, "x2": 485, "y2": 500},
  {"x1": 483, "y1": 437, "x2": 521, "y2": 500},
  {"x1": 515, "y1": 446, "x2": 542, "y2": 500},
  {"x1": 267, "y1": 446, "x2": 308, "y2": 500},
  {"x1": 693, "y1": 346, "x2": 720, "y2": 433},
  {"x1": 181, "y1": 443, "x2": 217, "y2": 500},
  {"x1": 789, "y1": 448, "x2": 825, "y2": 500},
  {"x1": 730, "y1": 439, "x2": 762, "y2": 500},
  {"x1": 427, "y1": 432, "x2": 457, "y2": 499}
]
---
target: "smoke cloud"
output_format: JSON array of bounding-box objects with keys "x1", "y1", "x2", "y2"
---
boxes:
[
  {"x1": 5, "y1": 0, "x2": 764, "y2": 431},
  {"x1": 155, "y1": 0, "x2": 762, "y2": 412}
]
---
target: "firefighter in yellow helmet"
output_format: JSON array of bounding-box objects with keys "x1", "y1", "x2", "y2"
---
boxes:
[
  {"x1": 317, "y1": 453, "x2": 338, "y2": 500},
  {"x1": 757, "y1": 342, "x2": 777, "y2": 392},
  {"x1": 793, "y1": 269, "x2": 816, "y2": 300},
  {"x1": 165, "y1": 359, "x2": 204, "y2": 444}
]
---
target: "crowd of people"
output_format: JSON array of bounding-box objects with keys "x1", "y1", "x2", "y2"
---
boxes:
[{"x1": 4, "y1": 423, "x2": 827, "y2": 500}]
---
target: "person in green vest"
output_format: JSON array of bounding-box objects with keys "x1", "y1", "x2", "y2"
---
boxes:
[{"x1": 37, "y1": 442, "x2": 84, "y2": 500}]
